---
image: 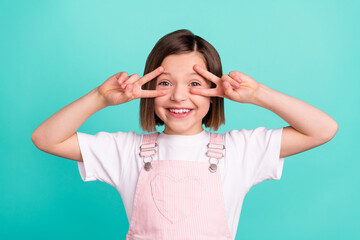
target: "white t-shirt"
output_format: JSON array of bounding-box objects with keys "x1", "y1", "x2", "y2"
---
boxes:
[{"x1": 76, "y1": 127, "x2": 285, "y2": 239}]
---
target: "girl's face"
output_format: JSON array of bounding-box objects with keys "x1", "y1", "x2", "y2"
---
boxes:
[{"x1": 154, "y1": 52, "x2": 212, "y2": 135}]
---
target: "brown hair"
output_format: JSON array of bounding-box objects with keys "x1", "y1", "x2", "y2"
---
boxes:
[{"x1": 140, "y1": 29, "x2": 225, "y2": 132}]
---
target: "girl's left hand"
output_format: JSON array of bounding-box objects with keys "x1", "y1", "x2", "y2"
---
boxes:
[{"x1": 191, "y1": 64, "x2": 262, "y2": 104}]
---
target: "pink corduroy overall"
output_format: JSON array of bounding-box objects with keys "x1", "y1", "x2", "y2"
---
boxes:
[{"x1": 126, "y1": 132, "x2": 232, "y2": 240}]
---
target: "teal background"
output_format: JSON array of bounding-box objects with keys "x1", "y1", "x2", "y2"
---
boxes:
[{"x1": 1, "y1": 0, "x2": 359, "y2": 239}]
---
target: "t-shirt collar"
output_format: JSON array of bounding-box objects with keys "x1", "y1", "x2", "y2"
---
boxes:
[{"x1": 158, "y1": 130, "x2": 209, "y2": 146}]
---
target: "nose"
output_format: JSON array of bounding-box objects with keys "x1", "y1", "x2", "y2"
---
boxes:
[{"x1": 170, "y1": 85, "x2": 188, "y2": 102}]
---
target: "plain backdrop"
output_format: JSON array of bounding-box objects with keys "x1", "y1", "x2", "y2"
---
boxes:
[{"x1": 1, "y1": 0, "x2": 359, "y2": 239}]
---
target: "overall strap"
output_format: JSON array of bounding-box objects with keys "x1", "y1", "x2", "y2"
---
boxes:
[
  {"x1": 206, "y1": 133, "x2": 225, "y2": 173},
  {"x1": 139, "y1": 132, "x2": 159, "y2": 171}
]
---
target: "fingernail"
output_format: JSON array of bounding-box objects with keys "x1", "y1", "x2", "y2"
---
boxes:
[
  {"x1": 235, "y1": 82, "x2": 240, "y2": 88},
  {"x1": 121, "y1": 83, "x2": 127, "y2": 88},
  {"x1": 235, "y1": 76, "x2": 242, "y2": 82}
]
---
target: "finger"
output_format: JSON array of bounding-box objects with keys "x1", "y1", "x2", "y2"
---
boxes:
[
  {"x1": 111, "y1": 72, "x2": 122, "y2": 81},
  {"x1": 190, "y1": 87, "x2": 219, "y2": 97},
  {"x1": 141, "y1": 89, "x2": 168, "y2": 98},
  {"x1": 121, "y1": 73, "x2": 140, "y2": 88},
  {"x1": 230, "y1": 71, "x2": 253, "y2": 83},
  {"x1": 117, "y1": 72, "x2": 128, "y2": 85},
  {"x1": 138, "y1": 66, "x2": 164, "y2": 86},
  {"x1": 222, "y1": 74, "x2": 240, "y2": 88},
  {"x1": 229, "y1": 71, "x2": 242, "y2": 83},
  {"x1": 222, "y1": 81, "x2": 238, "y2": 99},
  {"x1": 124, "y1": 83, "x2": 134, "y2": 99},
  {"x1": 193, "y1": 64, "x2": 221, "y2": 85}
]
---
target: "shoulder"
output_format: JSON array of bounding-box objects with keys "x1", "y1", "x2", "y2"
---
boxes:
[
  {"x1": 223, "y1": 127, "x2": 283, "y2": 145},
  {"x1": 224, "y1": 126, "x2": 266, "y2": 138},
  {"x1": 77, "y1": 130, "x2": 142, "y2": 145},
  {"x1": 84, "y1": 130, "x2": 141, "y2": 138},
  {"x1": 224, "y1": 126, "x2": 281, "y2": 136}
]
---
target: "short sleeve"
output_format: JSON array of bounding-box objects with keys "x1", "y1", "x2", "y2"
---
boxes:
[
  {"x1": 226, "y1": 127, "x2": 285, "y2": 188},
  {"x1": 76, "y1": 131, "x2": 139, "y2": 188}
]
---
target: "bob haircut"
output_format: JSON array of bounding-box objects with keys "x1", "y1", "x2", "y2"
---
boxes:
[{"x1": 140, "y1": 29, "x2": 225, "y2": 132}]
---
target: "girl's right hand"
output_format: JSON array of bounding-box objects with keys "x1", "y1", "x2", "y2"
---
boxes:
[{"x1": 97, "y1": 66, "x2": 167, "y2": 106}]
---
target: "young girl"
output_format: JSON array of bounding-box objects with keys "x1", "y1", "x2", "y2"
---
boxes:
[{"x1": 31, "y1": 29, "x2": 338, "y2": 240}]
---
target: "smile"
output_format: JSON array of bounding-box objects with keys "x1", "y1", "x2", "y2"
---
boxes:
[{"x1": 166, "y1": 108, "x2": 193, "y2": 118}]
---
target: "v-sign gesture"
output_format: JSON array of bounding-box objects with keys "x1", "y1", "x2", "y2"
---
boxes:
[
  {"x1": 97, "y1": 66, "x2": 167, "y2": 106},
  {"x1": 191, "y1": 64, "x2": 261, "y2": 104}
]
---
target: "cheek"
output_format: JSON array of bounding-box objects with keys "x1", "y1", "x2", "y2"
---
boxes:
[
  {"x1": 191, "y1": 95, "x2": 211, "y2": 111},
  {"x1": 154, "y1": 95, "x2": 167, "y2": 107},
  {"x1": 153, "y1": 103, "x2": 162, "y2": 121},
  {"x1": 193, "y1": 95, "x2": 211, "y2": 103},
  {"x1": 154, "y1": 97, "x2": 166, "y2": 118}
]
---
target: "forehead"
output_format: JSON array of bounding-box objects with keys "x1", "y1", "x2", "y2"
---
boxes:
[
  {"x1": 159, "y1": 72, "x2": 201, "y2": 77},
  {"x1": 158, "y1": 52, "x2": 207, "y2": 78}
]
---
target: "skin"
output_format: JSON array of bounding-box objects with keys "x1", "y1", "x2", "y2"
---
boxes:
[
  {"x1": 32, "y1": 51, "x2": 338, "y2": 161},
  {"x1": 154, "y1": 52, "x2": 213, "y2": 135},
  {"x1": 150, "y1": 51, "x2": 262, "y2": 135},
  {"x1": 96, "y1": 65, "x2": 167, "y2": 106},
  {"x1": 191, "y1": 62, "x2": 261, "y2": 104},
  {"x1": 190, "y1": 57, "x2": 339, "y2": 159},
  {"x1": 105, "y1": 51, "x2": 261, "y2": 135}
]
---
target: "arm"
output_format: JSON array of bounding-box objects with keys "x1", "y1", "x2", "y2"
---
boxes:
[
  {"x1": 31, "y1": 87, "x2": 108, "y2": 161},
  {"x1": 31, "y1": 67, "x2": 166, "y2": 162},
  {"x1": 251, "y1": 83, "x2": 338, "y2": 158},
  {"x1": 191, "y1": 64, "x2": 339, "y2": 159}
]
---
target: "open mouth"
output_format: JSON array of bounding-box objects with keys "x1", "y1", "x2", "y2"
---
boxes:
[{"x1": 166, "y1": 108, "x2": 193, "y2": 118}]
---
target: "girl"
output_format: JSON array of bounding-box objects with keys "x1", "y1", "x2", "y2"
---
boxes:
[{"x1": 31, "y1": 29, "x2": 338, "y2": 240}]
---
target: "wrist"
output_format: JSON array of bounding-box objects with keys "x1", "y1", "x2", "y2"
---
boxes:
[
  {"x1": 250, "y1": 83, "x2": 272, "y2": 109},
  {"x1": 90, "y1": 87, "x2": 109, "y2": 109}
]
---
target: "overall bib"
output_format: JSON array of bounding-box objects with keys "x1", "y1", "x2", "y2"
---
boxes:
[{"x1": 126, "y1": 132, "x2": 232, "y2": 240}]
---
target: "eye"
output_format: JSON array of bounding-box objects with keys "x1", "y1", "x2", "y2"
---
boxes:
[
  {"x1": 190, "y1": 81, "x2": 201, "y2": 87},
  {"x1": 158, "y1": 81, "x2": 170, "y2": 86}
]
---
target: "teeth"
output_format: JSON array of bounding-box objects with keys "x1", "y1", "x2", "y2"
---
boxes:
[{"x1": 169, "y1": 109, "x2": 190, "y2": 114}]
